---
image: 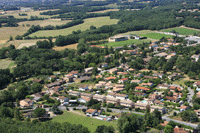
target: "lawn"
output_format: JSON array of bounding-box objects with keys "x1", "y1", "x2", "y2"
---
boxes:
[
  {"x1": 99, "y1": 39, "x2": 151, "y2": 47},
  {"x1": 52, "y1": 111, "x2": 118, "y2": 133},
  {"x1": 29, "y1": 17, "x2": 119, "y2": 37},
  {"x1": 161, "y1": 26, "x2": 200, "y2": 36},
  {"x1": 139, "y1": 33, "x2": 174, "y2": 40}
]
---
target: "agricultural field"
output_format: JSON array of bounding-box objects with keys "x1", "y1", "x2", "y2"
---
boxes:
[
  {"x1": 2, "y1": 10, "x2": 58, "y2": 19},
  {"x1": 139, "y1": 33, "x2": 174, "y2": 40},
  {"x1": 161, "y1": 26, "x2": 200, "y2": 35},
  {"x1": 87, "y1": 9, "x2": 119, "y2": 13},
  {"x1": 0, "y1": 39, "x2": 45, "y2": 49},
  {"x1": 53, "y1": 43, "x2": 78, "y2": 50},
  {"x1": 0, "y1": 59, "x2": 15, "y2": 69},
  {"x1": 99, "y1": 39, "x2": 151, "y2": 47},
  {"x1": 52, "y1": 111, "x2": 118, "y2": 133},
  {"x1": 29, "y1": 17, "x2": 119, "y2": 38},
  {"x1": 18, "y1": 19, "x2": 72, "y2": 27}
]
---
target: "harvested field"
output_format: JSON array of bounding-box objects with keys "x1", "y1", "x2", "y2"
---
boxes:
[
  {"x1": 87, "y1": 9, "x2": 119, "y2": 13},
  {"x1": 0, "y1": 59, "x2": 15, "y2": 69},
  {"x1": 17, "y1": 43, "x2": 36, "y2": 49},
  {"x1": 53, "y1": 43, "x2": 78, "y2": 50}
]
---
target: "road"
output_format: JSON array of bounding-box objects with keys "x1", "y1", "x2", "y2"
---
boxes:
[{"x1": 57, "y1": 105, "x2": 198, "y2": 128}]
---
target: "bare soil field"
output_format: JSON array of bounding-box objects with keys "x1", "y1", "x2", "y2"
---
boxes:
[
  {"x1": 53, "y1": 43, "x2": 78, "y2": 50},
  {"x1": 87, "y1": 9, "x2": 119, "y2": 13}
]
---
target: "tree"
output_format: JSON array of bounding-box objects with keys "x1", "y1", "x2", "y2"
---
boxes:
[
  {"x1": 164, "y1": 125, "x2": 173, "y2": 133},
  {"x1": 52, "y1": 104, "x2": 63, "y2": 114},
  {"x1": 14, "y1": 108, "x2": 22, "y2": 120},
  {"x1": 95, "y1": 125, "x2": 115, "y2": 133},
  {"x1": 9, "y1": 36, "x2": 13, "y2": 41},
  {"x1": 31, "y1": 82, "x2": 43, "y2": 93},
  {"x1": 33, "y1": 107, "x2": 46, "y2": 117}
]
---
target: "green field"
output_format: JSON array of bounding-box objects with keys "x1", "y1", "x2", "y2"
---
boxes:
[
  {"x1": 52, "y1": 111, "x2": 118, "y2": 133},
  {"x1": 140, "y1": 33, "x2": 174, "y2": 40},
  {"x1": 99, "y1": 39, "x2": 151, "y2": 47},
  {"x1": 161, "y1": 27, "x2": 200, "y2": 35},
  {"x1": 29, "y1": 17, "x2": 119, "y2": 37}
]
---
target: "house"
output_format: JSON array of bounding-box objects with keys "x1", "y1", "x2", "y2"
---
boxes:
[
  {"x1": 174, "y1": 127, "x2": 189, "y2": 133},
  {"x1": 165, "y1": 96, "x2": 179, "y2": 103},
  {"x1": 57, "y1": 96, "x2": 69, "y2": 104},
  {"x1": 106, "y1": 97, "x2": 120, "y2": 105},
  {"x1": 154, "y1": 52, "x2": 168, "y2": 57},
  {"x1": 117, "y1": 72, "x2": 128, "y2": 75},
  {"x1": 46, "y1": 82, "x2": 61, "y2": 88},
  {"x1": 140, "y1": 83, "x2": 154, "y2": 87},
  {"x1": 133, "y1": 92, "x2": 146, "y2": 97},
  {"x1": 84, "y1": 67, "x2": 94, "y2": 73},
  {"x1": 157, "y1": 84, "x2": 169, "y2": 89},
  {"x1": 96, "y1": 75, "x2": 102, "y2": 79},
  {"x1": 196, "y1": 91, "x2": 200, "y2": 98},
  {"x1": 131, "y1": 80, "x2": 142, "y2": 84},
  {"x1": 170, "y1": 86, "x2": 181, "y2": 92},
  {"x1": 104, "y1": 55, "x2": 112, "y2": 59},
  {"x1": 19, "y1": 99, "x2": 34, "y2": 108},
  {"x1": 115, "y1": 93, "x2": 128, "y2": 100},
  {"x1": 120, "y1": 100, "x2": 134, "y2": 108},
  {"x1": 120, "y1": 50, "x2": 137, "y2": 55},
  {"x1": 109, "y1": 35, "x2": 128, "y2": 42},
  {"x1": 135, "y1": 86, "x2": 150, "y2": 91},
  {"x1": 191, "y1": 54, "x2": 200, "y2": 62},
  {"x1": 68, "y1": 70, "x2": 79, "y2": 78},
  {"x1": 53, "y1": 86, "x2": 63, "y2": 93},
  {"x1": 113, "y1": 84, "x2": 125, "y2": 92},
  {"x1": 93, "y1": 94, "x2": 106, "y2": 102},
  {"x1": 81, "y1": 93, "x2": 93, "y2": 100},
  {"x1": 143, "y1": 57, "x2": 152, "y2": 64},
  {"x1": 144, "y1": 76, "x2": 158, "y2": 79},
  {"x1": 193, "y1": 81, "x2": 200, "y2": 90},
  {"x1": 168, "y1": 73, "x2": 180, "y2": 80},
  {"x1": 79, "y1": 85, "x2": 89, "y2": 91},
  {"x1": 109, "y1": 68, "x2": 118, "y2": 74},
  {"x1": 99, "y1": 63, "x2": 108, "y2": 68},
  {"x1": 148, "y1": 94, "x2": 160, "y2": 100},
  {"x1": 75, "y1": 76, "x2": 91, "y2": 83},
  {"x1": 149, "y1": 44, "x2": 158, "y2": 49},
  {"x1": 153, "y1": 100, "x2": 164, "y2": 106},
  {"x1": 78, "y1": 97, "x2": 90, "y2": 103},
  {"x1": 105, "y1": 82, "x2": 113, "y2": 89},
  {"x1": 150, "y1": 105, "x2": 166, "y2": 114},
  {"x1": 65, "y1": 74, "x2": 74, "y2": 82},
  {"x1": 180, "y1": 106, "x2": 190, "y2": 112},
  {"x1": 107, "y1": 92, "x2": 116, "y2": 98},
  {"x1": 134, "y1": 73, "x2": 144, "y2": 78},
  {"x1": 68, "y1": 91, "x2": 81, "y2": 97},
  {"x1": 86, "y1": 109, "x2": 98, "y2": 116},
  {"x1": 105, "y1": 76, "x2": 116, "y2": 81},
  {"x1": 118, "y1": 78, "x2": 128, "y2": 84},
  {"x1": 31, "y1": 93, "x2": 43, "y2": 102},
  {"x1": 153, "y1": 73, "x2": 164, "y2": 79},
  {"x1": 134, "y1": 102, "x2": 148, "y2": 110},
  {"x1": 194, "y1": 109, "x2": 200, "y2": 118}
]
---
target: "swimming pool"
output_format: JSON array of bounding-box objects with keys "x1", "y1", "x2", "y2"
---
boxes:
[{"x1": 141, "y1": 100, "x2": 147, "y2": 103}]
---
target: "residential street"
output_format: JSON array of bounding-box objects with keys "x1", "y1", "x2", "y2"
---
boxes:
[{"x1": 187, "y1": 87, "x2": 194, "y2": 106}]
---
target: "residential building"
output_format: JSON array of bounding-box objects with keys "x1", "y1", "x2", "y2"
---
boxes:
[
  {"x1": 81, "y1": 93, "x2": 93, "y2": 100},
  {"x1": 109, "y1": 35, "x2": 128, "y2": 42},
  {"x1": 194, "y1": 109, "x2": 200, "y2": 118},
  {"x1": 75, "y1": 76, "x2": 91, "y2": 83},
  {"x1": 84, "y1": 67, "x2": 94, "y2": 73},
  {"x1": 19, "y1": 99, "x2": 34, "y2": 108},
  {"x1": 68, "y1": 91, "x2": 81, "y2": 97},
  {"x1": 106, "y1": 97, "x2": 120, "y2": 104},
  {"x1": 139, "y1": 82, "x2": 154, "y2": 87},
  {"x1": 109, "y1": 68, "x2": 118, "y2": 74},
  {"x1": 78, "y1": 85, "x2": 89, "y2": 91},
  {"x1": 133, "y1": 92, "x2": 146, "y2": 97},
  {"x1": 115, "y1": 93, "x2": 128, "y2": 100},
  {"x1": 86, "y1": 109, "x2": 98, "y2": 116},
  {"x1": 57, "y1": 96, "x2": 69, "y2": 104},
  {"x1": 134, "y1": 73, "x2": 144, "y2": 78},
  {"x1": 135, "y1": 86, "x2": 150, "y2": 91},
  {"x1": 196, "y1": 91, "x2": 200, "y2": 98},
  {"x1": 131, "y1": 80, "x2": 142, "y2": 84},
  {"x1": 107, "y1": 92, "x2": 116, "y2": 98},
  {"x1": 174, "y1": 127, "x2": 189, "y2": 133},
  {"x1": 120, "y1": 100, "x2": 134, "y2": 108},
  {"x1": 165, "y1": 96, "x2": 179, "y2": 103},
  {"x1": 157, "y1": 84, "x2": 169, "y2": 89},
  {"x1": 113, "y1": 84, "x2": 125, "y2": 92},
  {"x1": 150, "y1": 105, "x2": 166, "y2": 114},
  {"x1": 191, "y1": 54, "x2": 200, "y2": 62},
  {"x1": 93, "y1": 94, "x2": 106, "y2": 102},
  {"x1": 118, "y1": 78, "x2": 128, "y2": 84},
  {"x1": 180, "y1": 106, "x2": 190, "y2": 112},
  {"x1": 153, "y1": 73, "x2": 164, "y2": 79},
  {"x1": 168, "y1": 73, "x2": 180, "y2": 80},
  {"x1": 99, "y1": 63, "x2": 108, "y2": 68},
  {"x1": 134, "y1": 102, "x2": 148, "y2": 110},
  {"x1": 105, "y1": 76, "x2": 116, "y2": 81},
  {"x1": 30, "y1": 93, "x2": 43, "y2": 102}
]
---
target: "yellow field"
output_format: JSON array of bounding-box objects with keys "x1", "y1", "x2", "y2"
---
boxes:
[
  {"x1": 18, "y1": 19, "x2": 72, "y2": 27},
  {"x1": 29, "y1": 17, "x2": 119, "y2": 37},
  {"x1": 2, "y1": 10, "x2": 58, "y2": 19},
  {"x1": 53, "y1": 43, "x2": 78, "y2": 50}
]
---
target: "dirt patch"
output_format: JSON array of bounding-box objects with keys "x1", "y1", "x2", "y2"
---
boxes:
[{"x1": 17, "y1": 43, "x2": 36, "y2": 49}]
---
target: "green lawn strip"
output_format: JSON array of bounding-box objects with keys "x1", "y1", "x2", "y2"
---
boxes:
[
  {"x1": 161, "y1": 27, "x2": 200, "y2": 35},
  {"x1": 52, "y1": 111, "x2": 118, "y2": 133},
  {"x1": 99, "y1": 39, "x2": 151, "y2": 47},
  {"x1": 139, "y1": 33, "x2": 174, "y2": 40}
]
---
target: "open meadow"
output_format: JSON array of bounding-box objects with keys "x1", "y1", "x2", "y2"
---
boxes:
[
  {"x1": 53, "y1": 43, "x2": 78, "y2": 50},
  {"x1": 0, "y1": 59, "x2": 15, "y2": 69},
  {"x1": 161, "y1": 26, "x2": 200, "y2": 35},
  {"x1": 29, "y1": 17, "x2": 119, "y2": 37},
  {"x1": 52, "y1": 111, "x2": 118, "y2": 133}
]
